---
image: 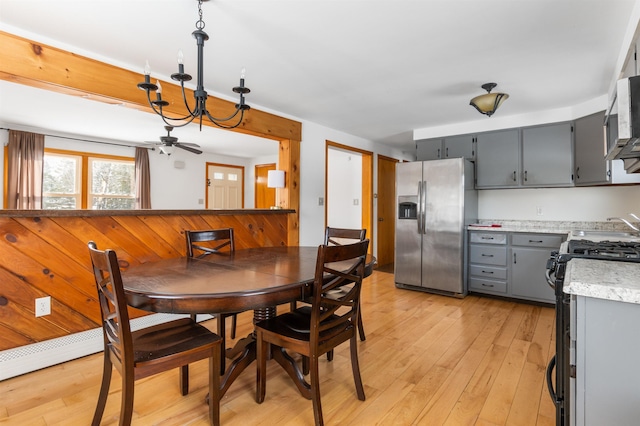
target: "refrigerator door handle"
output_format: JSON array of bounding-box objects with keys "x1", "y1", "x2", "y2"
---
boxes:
[
  {"x1": 421, "y1": 180, "x2": 427, "y2": 235},
  {"x1": 417, "y1": 181, "x2": 423, "y2": 234}
]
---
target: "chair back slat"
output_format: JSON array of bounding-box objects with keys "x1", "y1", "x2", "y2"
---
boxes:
[
  {"x1": 310, "y1": 240, "x2": 369, "y2": 343},
  {"x1": 88, "y1": 241, "x2": 133, "y2": 366},
  {"x1": 186, "y1": 229, "x2": 235, "y2": 258},
  {"x1": 324, "y1": 227, "x2": 366, "y2": 247}
]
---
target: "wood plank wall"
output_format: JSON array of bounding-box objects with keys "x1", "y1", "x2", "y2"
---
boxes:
[{"x1": 0, "y1": 210, "x2": 291, "y2": 351}]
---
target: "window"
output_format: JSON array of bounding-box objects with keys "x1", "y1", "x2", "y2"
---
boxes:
[{"x1": 43, "y1": 149, "x2": 135, "y2": 210}]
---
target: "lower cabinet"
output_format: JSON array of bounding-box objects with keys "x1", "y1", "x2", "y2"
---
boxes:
[
  {"x1": 573, "y1": 296, "x2": 640, "y2": 425},
  {"x1": 468, "y1": 231, "x2": 565, "y2": 303}
]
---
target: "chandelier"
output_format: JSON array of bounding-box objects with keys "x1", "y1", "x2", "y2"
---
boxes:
[{"x1": 137, "y1": 0, "x2": 250, "y2": 130}]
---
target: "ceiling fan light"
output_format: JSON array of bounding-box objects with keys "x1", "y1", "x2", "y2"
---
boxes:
[
  {"x1": 470, "y1": 83, "x2": 509, "y2": 117},
  {"x1": 160, "y1": 145, "x2": 175, "y2": 156}
]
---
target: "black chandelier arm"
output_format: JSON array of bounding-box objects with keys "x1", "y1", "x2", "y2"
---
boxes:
[
  {"x1": 143, "y1": 89, "x2": 200, "y2": 124},
  {"x1": 203, "y1": 108, "x2": 247, "y2": 129}
]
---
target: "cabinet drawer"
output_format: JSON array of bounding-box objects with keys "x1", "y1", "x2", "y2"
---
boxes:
[
  {"x1": 470, "y1": 232, "x2": 507, "y2": 245},
  {"x1": 511, "y1": 233, "x2": 564, "y2": 248},
  {"x1": 470, "y1": 265, "x2": 507, "y2": 280},
  {"x1": 469, "y1": 278, "x2": 507, "y2": 294},
  {"x1": 469, "y1": 245, "x2": 507, "y2": 266}
]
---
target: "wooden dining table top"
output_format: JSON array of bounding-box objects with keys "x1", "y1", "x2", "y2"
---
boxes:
[{"x1": 123, "y1": 246, "x2": 376, "y2": 315}]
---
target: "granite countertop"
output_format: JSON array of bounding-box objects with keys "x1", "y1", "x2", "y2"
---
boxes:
[
  {"x1": 468, "y1": 220, "x2": 639, "y2": 235},
  {"x1": 563, "y1": 258, "x2": 640, "y2": 304}
]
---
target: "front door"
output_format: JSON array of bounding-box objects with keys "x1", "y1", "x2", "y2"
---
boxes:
[{"x1": 206, "y1": 163, "x2": 244, "y2": 209}]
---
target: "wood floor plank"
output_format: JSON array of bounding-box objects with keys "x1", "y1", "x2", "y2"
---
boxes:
[{"x1": 0, "y1": 269, "x2": 558, "y2": 426}]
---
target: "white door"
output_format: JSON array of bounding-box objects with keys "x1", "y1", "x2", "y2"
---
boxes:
[{"x1": 206, "y1": 163, "x2": 244, "y2": 209}]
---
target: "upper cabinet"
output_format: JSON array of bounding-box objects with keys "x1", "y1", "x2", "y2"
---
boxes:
[
  {"x1": 416, "y1": 135, "x2": 475, "y2": 161},
  {"x1": 574, "y1": 111, "x2": 608, "y2": 185},
  {"x1": 521, "y1": 122, "x2": 573, "y2": 187},
  {"x1": 476, "y1": 129, "x2": 520, "y2": 188},
  {"x1": 574, "y1": 111, "x2": 640, "y2": 185},
  {"x1": 476, "y1": 123, "x2": 574, "y2": 189}
]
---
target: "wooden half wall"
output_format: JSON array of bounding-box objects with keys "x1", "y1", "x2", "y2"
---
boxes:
[
  {"x1": 0, "y1": 30, "x2": 301, "y2": 245},
  {"x1": 0, "y1": 209, "x2": 293, "y2": 351}
]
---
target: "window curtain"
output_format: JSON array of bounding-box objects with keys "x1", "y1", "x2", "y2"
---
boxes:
[
  {"x1": 135, "y1": 147, "x2": 151, "y2": 209},
  {"x1": 7, "y1": 130, "x2": 45, "y2": 209}
]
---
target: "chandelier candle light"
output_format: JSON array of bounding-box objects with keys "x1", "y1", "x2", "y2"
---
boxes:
[{"x1": 137, "y1": 0, "x2": 250, "y2": 130}]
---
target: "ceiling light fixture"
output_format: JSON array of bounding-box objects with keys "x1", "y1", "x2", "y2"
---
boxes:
[
  {"x1": 137, "y1": 0, "x2": 250, "y2": 130},
  {"x1": 469, "y1": 83, "x2": 509, "y2": 117}
]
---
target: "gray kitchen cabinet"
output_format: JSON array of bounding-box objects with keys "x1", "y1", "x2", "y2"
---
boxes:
[
  {"x1": 510, "y1": 233, "x2": 564, "y2": 304},
  {"x1": 468, "y1": 232, "x2": 508, "y2": 296},
  {"x1": 475, "y1": 129, "x2": 520, "y2": 188},
  {"x1": 416, "y1": 135, "x2": 474, "y2": 161},
  {"x1": 443, "y1": 135, "x2": 475, "y2": 160},
  {"x1": 573, "y1": 295, "x2": 640, "y2": 425},
  {"x1": 574, "y1": 111, "x2": 608, "y2": 185},
  {"x1": 468, "y1": 231, "x2": 565, "y2": 303},
  {"x1": 416, "y1": 138, "x2": 443, "y2": 161},
  {"x1": 521, "y1": 122, "x2": 574, "y2": 187}
]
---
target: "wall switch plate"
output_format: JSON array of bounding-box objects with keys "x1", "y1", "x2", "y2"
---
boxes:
[
  {"x1": 353, "y1": 199, "x2": 359, "y2": 205},
  {"x1": 536, "y1": 206, "x2": 543, "y2": 216},
  {"x1": 35, "y1": 296, "x2": 51, "y2": 317},
  {"x1": 318, "y1": 197, "x2": 324, "y2": 206}
]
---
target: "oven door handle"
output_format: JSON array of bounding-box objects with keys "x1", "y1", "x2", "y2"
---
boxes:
[
  {"x1": 546, "y1": 354, "x2": 561, "y2": 406},
  {"x1": 545, "y1": 267, "x2": 556, "y2": 290}
]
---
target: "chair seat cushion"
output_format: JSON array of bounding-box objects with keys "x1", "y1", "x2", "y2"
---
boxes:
[
  {"x1": 256, "y1": 308, "x2": 351, "y2": 341},
  {"x1": 132, "y1": 318, "x2": 221, "y2": 363}
]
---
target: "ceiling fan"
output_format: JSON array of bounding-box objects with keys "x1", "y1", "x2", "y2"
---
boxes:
[{"x1": 145, "y1": 126, "x2": 203, "y2": 155}]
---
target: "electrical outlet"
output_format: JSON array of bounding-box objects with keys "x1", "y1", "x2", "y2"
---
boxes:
[
  {"x1": 536, "y1": 206, "x2": 544, "y2": 216},
  {"x1": 35, "y1": 296, "x2": 51, "y2": 317}
]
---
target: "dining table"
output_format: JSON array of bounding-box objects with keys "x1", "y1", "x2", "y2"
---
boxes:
[{"x1": 122, "y1": 245, "x2": 376, "y2": 398}]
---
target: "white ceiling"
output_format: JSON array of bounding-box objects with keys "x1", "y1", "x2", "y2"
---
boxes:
[{"x1": 0, "y1": 0, "x2": 637, "y2": 156}]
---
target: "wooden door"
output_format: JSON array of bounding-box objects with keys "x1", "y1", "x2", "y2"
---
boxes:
[
  {"x1": 377, "y1": 155, "x2": 397, "y2": 266},
  {"x1": 255, "y1": 163, "x2": 276, "y2": 208},
  {"x1": 206, "y1": 163, "x2": 244, "y2": 209}
]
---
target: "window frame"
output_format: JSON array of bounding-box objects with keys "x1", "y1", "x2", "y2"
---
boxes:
[{"x1": 44, "y1": 148, "x2": 135, "y2": 210}]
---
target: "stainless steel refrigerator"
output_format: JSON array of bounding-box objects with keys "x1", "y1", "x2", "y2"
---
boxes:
[{"x1": 394, "y1": 158, "x2": 477, "y2": 296}]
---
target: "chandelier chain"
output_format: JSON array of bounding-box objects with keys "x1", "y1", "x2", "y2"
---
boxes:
[{"x1": 196, "y1": 0, "x2": 205, "y2": 30}]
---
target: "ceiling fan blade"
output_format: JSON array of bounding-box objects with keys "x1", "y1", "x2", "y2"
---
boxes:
[
  {"x1": 175, "y1": 142, "x2": 201, "y2": 148},
  {"x1": 175, "y1": 143, "x2": 203, "y2": 154}
]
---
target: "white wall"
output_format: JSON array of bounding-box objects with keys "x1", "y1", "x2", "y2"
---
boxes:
[
  {"x1": 479, "y1": 186, "x2": 640, "y2": 221},
  {"x1": 327, "y1": 148, "x2": 362, "y2": 228}
]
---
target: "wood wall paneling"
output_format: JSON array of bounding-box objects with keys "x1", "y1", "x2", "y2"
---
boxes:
[{"x1": 0, "y1": 211, "x2": 290, "y2": 351}]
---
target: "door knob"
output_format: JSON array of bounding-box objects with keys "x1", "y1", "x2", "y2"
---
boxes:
[{"x1": 379, "y1": 217, "x2": 384, "y2": 222}]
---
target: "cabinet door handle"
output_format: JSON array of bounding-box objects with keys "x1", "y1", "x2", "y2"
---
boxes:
[
  {"x1": 481, "y1": 283, "x2": 495, "y2": 288},
  {"x1": 481, "y1": 236, "x2": 494, "y2": 240},
  {"x1": 576, "y1": 166, "x2": 580, "y2": 180},
  {"x1": 437, "y1": 148, "x2": 441, "y2": 158},
  {"x1": 481, "y1": 254, "x2": 494, "y2": 257},
  {"x1": 529, "y1": 240, "x2": 544, "y2": 243},
  {"x1": 446, "y1": 147, "x2": 449, "y2": 157},
  {"x1": 513, "y1": 253, "x2": 517, "y2": 264},
  {"x1": 481, "y1": 270, "x2": 494, "y2": 274},
  {"x1": 524, "y1": 170, "x2": 528, "y2": 182},
  {"x1": 512, "y1": 171, "x2": 516, "y2": 181}
]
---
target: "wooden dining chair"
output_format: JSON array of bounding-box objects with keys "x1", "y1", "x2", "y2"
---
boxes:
[
  {"x1": 186, "y1": 228, "x2": 239, "y2": 376},
  {"x1": 87, "y1": 241, "x2": 221, "y2": 426},
  {"x1": 292, "y1": 227, "x2": 368, "y2": 342},
  {"x1": 255, "y1": 239, "x2": 369, "y2": 426}
]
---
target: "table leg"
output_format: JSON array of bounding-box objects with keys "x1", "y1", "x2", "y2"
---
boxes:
[{"x1": 218, "y1": 306, "x2": 277, "y2": 397}]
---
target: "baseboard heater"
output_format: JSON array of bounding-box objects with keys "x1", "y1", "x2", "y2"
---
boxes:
[{"x1": 0, "y1": 313, "x2": 213, "y2": 381}]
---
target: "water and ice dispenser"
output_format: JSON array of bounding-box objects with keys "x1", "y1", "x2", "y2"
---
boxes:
[{"x1": 398, "y1": 196, "x2": 417, "y2": 220}]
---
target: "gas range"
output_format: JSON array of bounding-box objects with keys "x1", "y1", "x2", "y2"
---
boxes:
[{"x1": 562, "y1": 239, "x2": 640, "y2": 261}]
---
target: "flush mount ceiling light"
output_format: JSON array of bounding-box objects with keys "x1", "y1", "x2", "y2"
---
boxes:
[
  {"x1": 137, "y1": 0, "x2": 250, "y2": 130},
  {"x1": 469, "y1": 83, "x2": 509, "y2": 117}
]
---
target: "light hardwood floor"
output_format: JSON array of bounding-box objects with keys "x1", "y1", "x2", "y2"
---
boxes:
[{"x1": 0, "y1": 269, "x2": 556, "y2": 425}]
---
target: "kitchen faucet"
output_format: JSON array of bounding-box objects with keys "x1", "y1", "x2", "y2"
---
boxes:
[{"x1": 606, "y1": 216, "x2": 640, "y2": 232}]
